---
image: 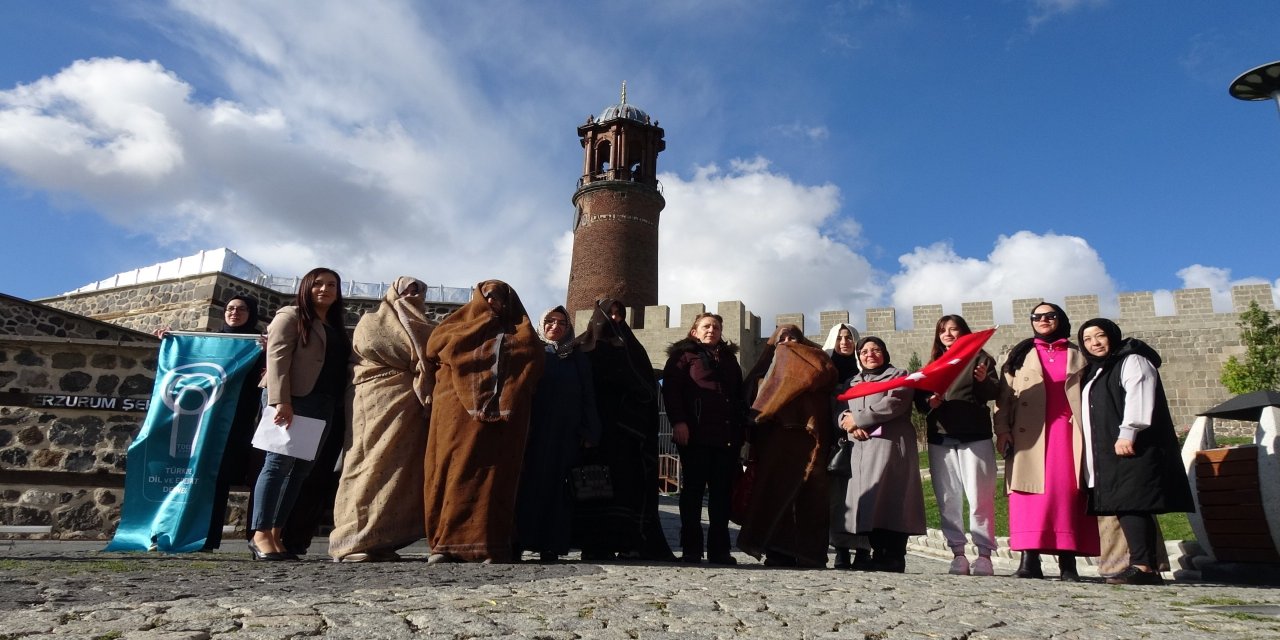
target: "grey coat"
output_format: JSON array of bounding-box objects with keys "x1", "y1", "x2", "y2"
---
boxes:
[{"x1": 829, "y1": 366, "x2": 926, "y2": 541}]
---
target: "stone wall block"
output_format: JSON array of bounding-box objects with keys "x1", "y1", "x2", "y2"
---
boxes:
[
  {"x1": 33, "y1": 449, "x2": 64, "y2": 468},
  {"x1": 17, "y1": 424, "x2": 43, "y2": 445},
  {"x1": 0, "y1": 429, "x2": 10, "y2": 446},
  {"x1": 119, "y1": 374, "x2": 155, "y2": 396},
  {"x1": 63, "y1": 451, "x2": 97, "y2": 472},
  {"x1": 1065, "y1": 295, "x2": 1100, "y2": 321},
  {"x1": 19, "y1": 489, "x2": 59, "y2": 507},
  {"x1": 16, "y1": 349, "x2": 43, "y2": 366},
  {"x1": 818, "y1": 310, "x2": 850, "y2": 338},
  {"x1": 960, "y1": 302, "x2": 995, "y2": 328},
  {"x1": 56, "y1": 501, "x2": 102, "y2": 535},
  {"x1": 913, "y1": 305, "x2": 944, "y2": 330},
  {"x1": 58, "y1": 371, "x2": 91, "y2": 392},
  {"x1": 95, "y1": 375, "x2": 120, "y2": 395},
  {"x1": 1, "y1": 447, "x2": 29, "y2": 466},
  {"x1": 90, "y1": 354, "x2": 118, "y2": 369},
  {"x1": 866, "y1": 307, "x2": 896, "y2": 334},
  {"x1": 95, "y1": 488, "x2": 118, "y2": 506},
  {"x1": 1231, "y1": 283, "x2": 1276, "y2": 312},
  {"x1": 775, "y1": 313, "x2": 804, "y2": 333},
  {"x1": 51, "y1": 352, "x2": 86, "y2": 369},
  {"x1": 1, "y1": 505, "x2": 52, "y2": 526},
  {"x1": 19, "y1": 370, "x2": 49, "y2": 389}
]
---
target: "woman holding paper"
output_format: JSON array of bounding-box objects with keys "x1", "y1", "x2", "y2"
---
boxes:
[
  {"x1": 249, "y1": 267, "x2": 351, "y2": 561},
  {"x1": 830, "y1": 336, "x2": 924, "y2": 573}
]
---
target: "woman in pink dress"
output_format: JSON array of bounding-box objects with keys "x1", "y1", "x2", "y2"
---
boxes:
[{"x1": 994, "y1": 302, "x2": 1099, "y2": 580}]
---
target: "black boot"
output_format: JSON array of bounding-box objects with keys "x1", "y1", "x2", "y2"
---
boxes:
[
  {"x1": 833, "y1": 547, "x2": 851, "y2": 570},
  {"x1": 851, "y1": 549, "x2": 873, "y2": 571},
  {"x1": 1015, "y1": 551, "x2": 1043, "y2": 579},
  {"x1": 1058, "y1": 553, "x2": 1080, "y2": 582}
]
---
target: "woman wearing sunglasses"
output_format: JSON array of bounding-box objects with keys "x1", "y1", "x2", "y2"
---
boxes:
[{"x1": 994, "y1": 302, "x2": 1099, "y2": 580}]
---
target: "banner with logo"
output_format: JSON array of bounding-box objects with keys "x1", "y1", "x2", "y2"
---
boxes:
[{"x1": 107, "y1": 332, "x2": 262, "y2": 553}]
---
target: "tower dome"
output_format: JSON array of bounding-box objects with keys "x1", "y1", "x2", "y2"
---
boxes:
[{"x1": 597, "y1": 81, "x2": 652, "y2": 124}]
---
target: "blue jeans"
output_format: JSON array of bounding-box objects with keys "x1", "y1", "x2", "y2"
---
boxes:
[{"x1": 250, "y1": 391, "x2": 334, "y2": 531}]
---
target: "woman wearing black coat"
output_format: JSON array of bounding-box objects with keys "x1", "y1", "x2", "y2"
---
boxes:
[
  {"x1": 1078, "y1": 318, "x2": 1194, "y2": 585},
  {"x1": 662, "y1": 312, "x2": 745, "y2": 565}
]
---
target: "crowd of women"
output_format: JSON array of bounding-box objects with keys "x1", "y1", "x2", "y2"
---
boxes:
[{"x1": 195, "y1": 270, "x2": 1193, "y2": 584}]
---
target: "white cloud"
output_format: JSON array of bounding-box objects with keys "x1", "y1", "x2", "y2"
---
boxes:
[
  {"x1": 772, "y1": 122, "x2": 830, "y2": 142},
  {"x1": 1173, "y1": 264, "x2": 1280, "y2": 311},
  {"x1": 1027, "y1": 0, "x2": 1108, "y2": 30},
  {"x1": 889, "y1": 231, "x2": 1117, "y2": 326},
  {"x1": 643, "y1": 158, "x2": 881, "y2": 331},
  {"x1": 0, "y1": 2, "x2": 579, "y2": 305}
]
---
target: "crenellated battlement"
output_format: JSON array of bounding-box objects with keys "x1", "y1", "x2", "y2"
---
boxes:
[{"x1": 614, "y1": 284, "x2": 1276, "y2": 430}]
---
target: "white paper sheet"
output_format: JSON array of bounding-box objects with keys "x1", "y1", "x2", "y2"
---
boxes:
[{"x1": 250, "y1": 405, "x2": 326, "y2": 461}]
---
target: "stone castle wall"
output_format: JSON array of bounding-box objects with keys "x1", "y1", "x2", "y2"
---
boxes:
[
  {"x1": 37, "y1": 273, "x2": 462, "y2": 333},
  {"x1": 2, "y1": 279, "x2": 462, "y2": 540},
  {"x1": 612, "y1": 284, "x2": 1276, "y2": 431}
]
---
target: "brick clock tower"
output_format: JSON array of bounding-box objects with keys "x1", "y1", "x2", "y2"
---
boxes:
[{"x1": 565, "y1": 84, "x2": 666, "y2": 320}]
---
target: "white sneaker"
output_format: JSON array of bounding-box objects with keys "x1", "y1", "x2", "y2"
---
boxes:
[
  {"x1": 971, "y1": 556, "x2": 994, "y2": 576},
  {"x1": 948, "y1": 555, "x2": 971, "y2": 575}
]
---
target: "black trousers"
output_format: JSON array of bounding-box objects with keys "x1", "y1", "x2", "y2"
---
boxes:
[
  {"x1": 677, "y1": 444, "x2": 737, "y2": 558},
  {"x1": 1117, "y1": 513, "x2": 1159, "y2": 568}
]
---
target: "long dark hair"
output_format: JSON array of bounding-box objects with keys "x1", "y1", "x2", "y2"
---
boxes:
[
  {"x1": 929, "y1": 314, "x2": 972, "y2": 363},
  {"x1": 295, "y1": 267, "x2": 346, "y2": 346}
]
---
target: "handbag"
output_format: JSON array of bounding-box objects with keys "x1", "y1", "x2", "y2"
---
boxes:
[
  {"x1": 730, "y1": 459, "x2": 756, "y2": 526},
  {"x1": 826, "y1": 440, "x2": 853, "y2": 478},
  {"x1": 569, "y1": 464, "x2": 614, "y2": 502}
]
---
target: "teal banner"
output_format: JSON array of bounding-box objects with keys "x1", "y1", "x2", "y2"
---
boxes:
[{"x1": 107, "y1": 333, "x2": 262, "y2": 553}]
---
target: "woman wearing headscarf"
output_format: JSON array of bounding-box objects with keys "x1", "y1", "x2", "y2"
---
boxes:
[
  {"x1": 737, "y1": 324, "x2": 837, "y2": 567},
  {"x1": 1078, "y1": 318, "x2": 1194, "y2": 585},
  {"x1": 994, "y1": 302, "x2": 1098, "y2": 580},
  {"x1": 422, "y1": 280, "x2": 544, "y2": 564},
  {"x1": 821, "y1": 322, "x2": 870, "y2": 570},
  {"x1": 328, "y1": 277, "x2": 436, "y2": 563},
  {"x1": 573, "y1": 299, "x2": 675, "y2": 562},
  {"x1": 250, "y1": 268, "x2": 350, "y2": 560},
  {"x1": 202, "y1": 295, "x2": 264, "y2": 551},
  {"x1": 918, "y1": 314, "x2": 999, "y2": 576},
  {"x1": 831, "y1": 336, "x2": 924, "y2": 572},
  {"x1": 515, "y1": 306, "x2": 601, "y2": 563},
  {"x1": 662, "y1": 312, "x2": 745, "y2": 565}
]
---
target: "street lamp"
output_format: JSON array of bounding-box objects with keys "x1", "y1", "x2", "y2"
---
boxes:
[{"x1": 1229, "y1": 60, "x2": 1280, "y2": 120}]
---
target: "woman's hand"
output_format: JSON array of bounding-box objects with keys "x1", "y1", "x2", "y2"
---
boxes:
[
  {"x1": 973, "y1": 360, "x2": 988, "y2": 382},
  {"x1": 672, "y1": 422, "x2": 690, "y2": 446},
  {"x1": 849, "y1": 427, "x2": 870, "y2": 441},
  {"x1": 273, "y1": 403, "x2": 294, "y2": 428},
  {"x1": 927, "y1": 394, "x2": 943, "y2": 409},
  {"x1": 1114, "y1": 438, "x2": 1135, "y2": 457},
  {"x1": 838, "y1": 411, "x2": 855, "y2": 432},
  {"x1": 257, "y1": 333, "x2": 268, "y2": 349},
  {"x1": 995, "y1": 433, "x2": 1012, "y2": 458}
]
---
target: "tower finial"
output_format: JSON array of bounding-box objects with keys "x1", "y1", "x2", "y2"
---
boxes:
[{"x1": 621, "y1": 81, "x2": 627, "y2": 104}]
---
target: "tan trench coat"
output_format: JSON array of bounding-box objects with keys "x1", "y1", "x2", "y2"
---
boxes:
[{"x1": 993, "y1": 344, "x2": 1088, "y2": 494}]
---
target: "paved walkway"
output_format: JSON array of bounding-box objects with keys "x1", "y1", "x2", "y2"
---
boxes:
[{"x1": 2, "y1": 499, "x2": 1278, "y2": 639}]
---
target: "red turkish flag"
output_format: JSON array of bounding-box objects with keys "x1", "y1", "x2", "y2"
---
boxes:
[{"x1": 835, "y1": 328, "x2": 997, "y2": 401}]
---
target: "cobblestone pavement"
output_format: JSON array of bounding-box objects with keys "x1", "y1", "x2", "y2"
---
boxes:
[{"x1": 4, "y1": 540, "x2": 1280, "y2": 640}]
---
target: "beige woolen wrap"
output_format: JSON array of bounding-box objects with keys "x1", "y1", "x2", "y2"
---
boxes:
[{"x1": 328, "y1": 277, "x2": 436, "y2": 559}]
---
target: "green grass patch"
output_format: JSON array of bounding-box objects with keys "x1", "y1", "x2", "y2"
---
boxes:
[{"x1": 922, "y1": 476, "x2": 1195, "y2": 541}]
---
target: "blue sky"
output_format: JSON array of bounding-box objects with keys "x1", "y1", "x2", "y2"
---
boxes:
[{"x1": 1, "y1": 1, "x2": 1277, "y2": 329}]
